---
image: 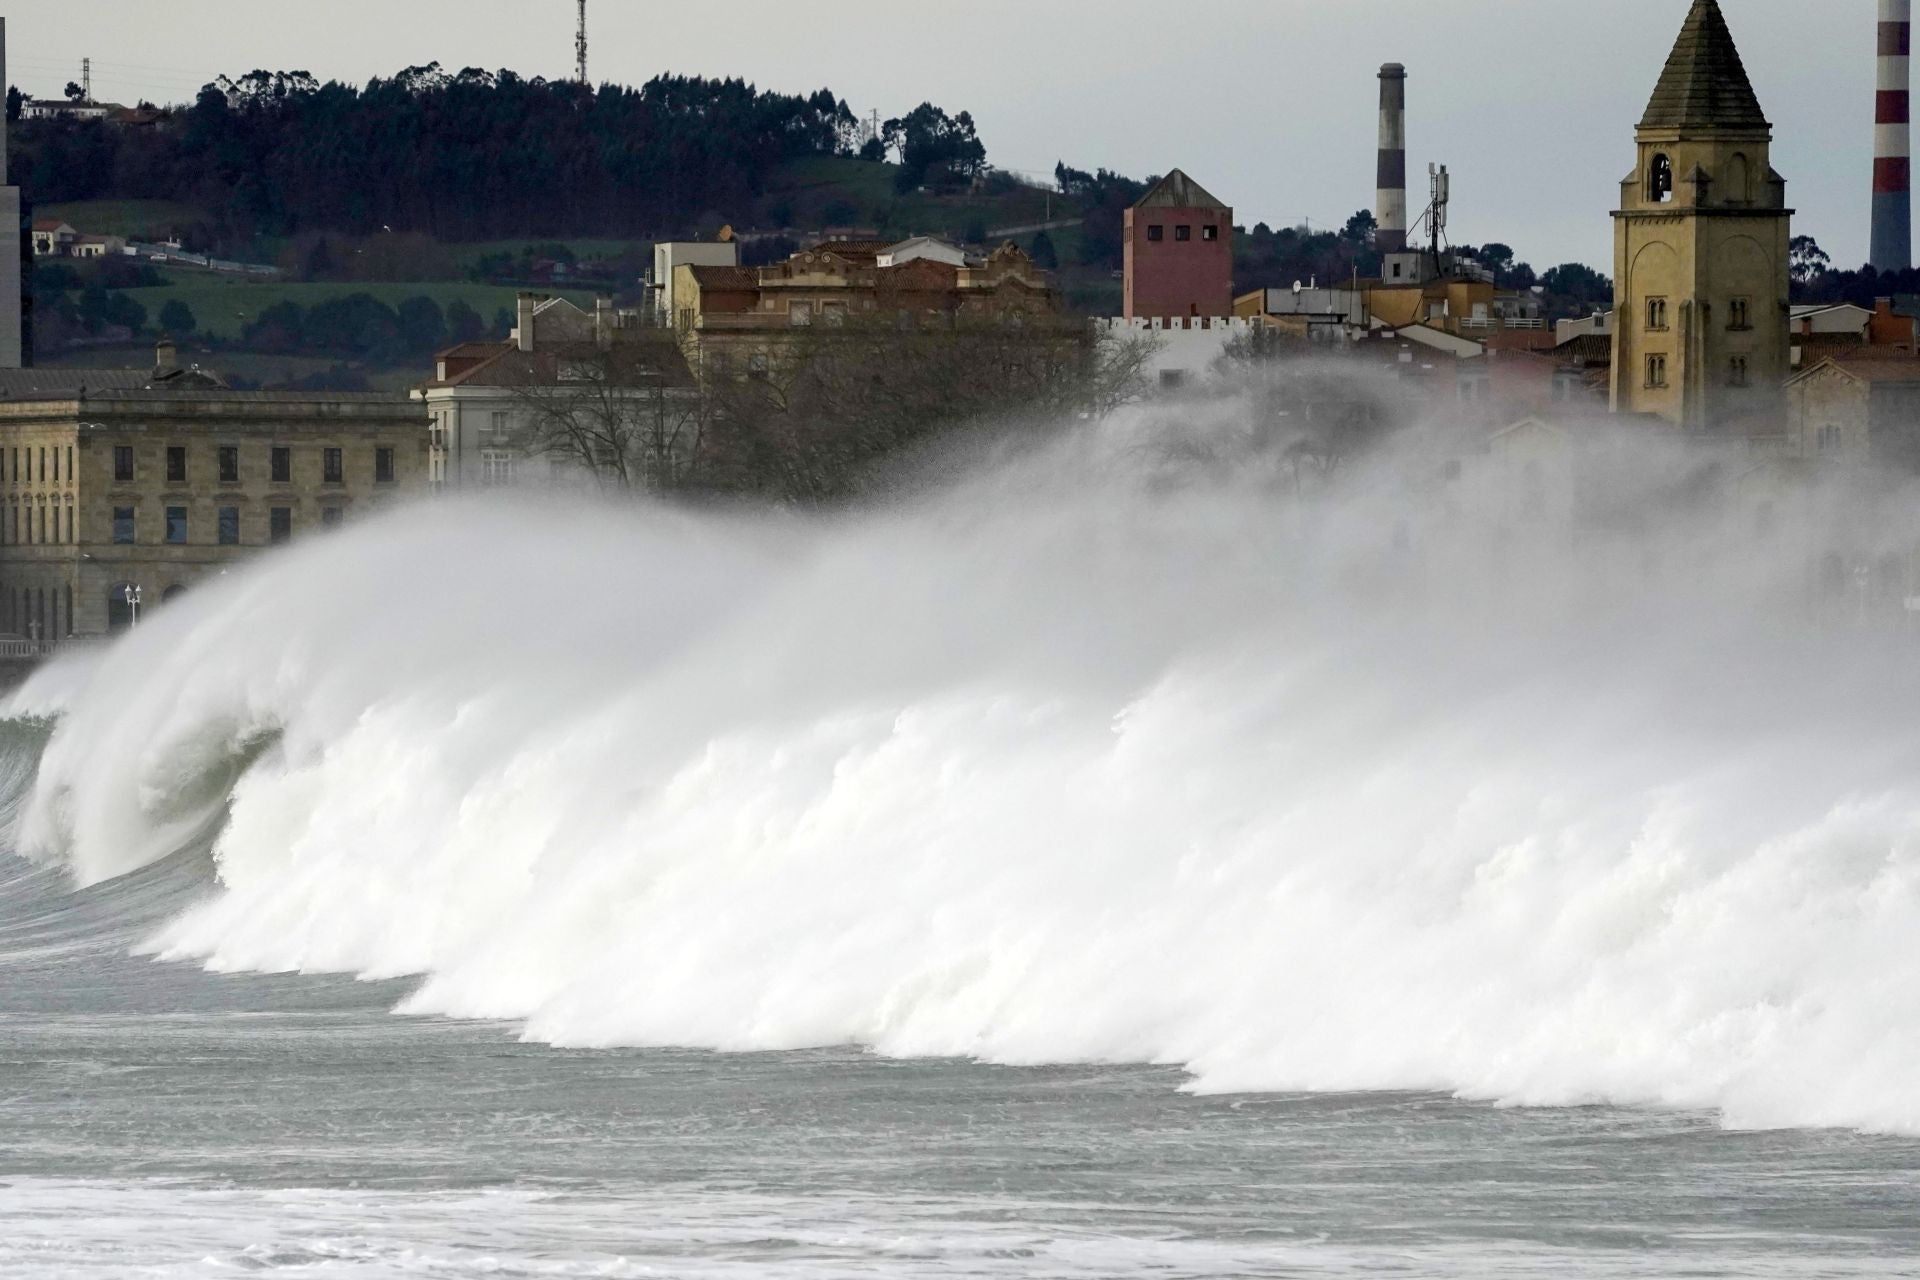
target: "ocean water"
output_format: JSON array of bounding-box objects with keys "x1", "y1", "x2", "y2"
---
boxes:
[{"x1": 9, "y1": 408, "x2": 1920, "y2": 1274}]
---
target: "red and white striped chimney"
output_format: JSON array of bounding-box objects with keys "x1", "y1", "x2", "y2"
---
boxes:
[
  {"x1": 1376, "y1": 64, "x2": 1408, "y2": 254},
  {"x1": 1874, "y1": 0, "x2": 1912, "y2": 272}
]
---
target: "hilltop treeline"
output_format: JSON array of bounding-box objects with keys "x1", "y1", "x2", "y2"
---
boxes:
[{"x1": 15, "y1": 66, "x2": 856, "y2": 240}]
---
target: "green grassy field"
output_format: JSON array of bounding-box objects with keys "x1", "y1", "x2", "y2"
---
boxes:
[
  {"x1": 117, "y1": 271, "x2": 599, "y2": 341},
  {"x1": 34, "y1": 200, "x2": 206, "y2": 240}
]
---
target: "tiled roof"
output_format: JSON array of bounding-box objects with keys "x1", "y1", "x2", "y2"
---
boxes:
[
  {"x1": 434, "y1": 341, "x2": 511, "y2": 361},
  {"x1": 431, "y1": 342, "x2": 697, "y2": 392},
  {"x1": 1554, "y1": 334, "x2": 1614, "y2": 366},
  {"x1": 1639, "y1": 0, "x2": 1768, "y2": 132},
  {"x1": 1824, "y1": 359, "x2": 1920, "y2": 384},
  {"x1": 688, "y1": 265, "x2": 761, "y2": 290},
  {"x1": 1133, "y1": 168, "x2": 1228, "y2": 210},
  {"x1": 0, "y1": 369, "x2": 151, "y2": 400}
]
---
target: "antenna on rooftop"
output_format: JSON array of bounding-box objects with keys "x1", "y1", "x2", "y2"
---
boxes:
[{"x1": 576, "y1": 0, "x2": 589, "y2": 86}]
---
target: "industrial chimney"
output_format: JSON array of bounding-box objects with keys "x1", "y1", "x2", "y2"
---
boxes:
[
  {"x1": 1875, "y1": 0, "x2": 1913, "y2": 272},
  {"x1": 1376, "y1": 64, "x2": 1408, "y2": 253}
]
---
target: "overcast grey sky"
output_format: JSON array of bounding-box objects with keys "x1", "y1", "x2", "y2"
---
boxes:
[{"x1": 4, "y1": 1, "x2": 1872, "y2": 271}]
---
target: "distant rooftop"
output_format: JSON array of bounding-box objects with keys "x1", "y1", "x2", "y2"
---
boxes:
[{"x1": 1133, "y1": 169, "x2": 1228, "y2": 211}]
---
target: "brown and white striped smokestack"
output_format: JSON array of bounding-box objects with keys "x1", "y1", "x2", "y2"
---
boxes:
[
  {"x1": 1376, "y1": 63, "x2": 1408, "y2": 253},
  {"x1": 1875, "y1": 0, "x2": 1912, "y2": 272}
]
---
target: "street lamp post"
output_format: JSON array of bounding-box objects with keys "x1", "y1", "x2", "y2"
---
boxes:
[{"x1": 124, "y1": 583, "x2": 142, "y2": 630}]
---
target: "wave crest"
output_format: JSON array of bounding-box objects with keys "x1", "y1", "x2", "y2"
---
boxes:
[{"x1": 13, "y1": 407, "x2": 1920, "y2": 1133}]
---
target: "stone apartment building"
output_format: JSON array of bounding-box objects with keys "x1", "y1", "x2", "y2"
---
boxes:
[
  {"x1": 667, "y1": 237, "x2": 1063, "y2": 380},
  {"x1": 417, "y1": 293, "x2": 698, "y2": 490},
  {"x1": 0, "y1": 375, "x2": 427, "y2": 640}
]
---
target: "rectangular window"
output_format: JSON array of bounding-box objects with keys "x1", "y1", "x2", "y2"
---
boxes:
[
  {"x1": 113, "y1": 507, "x2": 135, "y2": 544},
  {"x1": 38, "y1": 447, "x2": 45, "y2": 482},
  {"x1": 481, "y1": 450, "x2": 515, "y2": 487},
  {"x1": 1175, "y1": 225, "x2": 1192, "y2": 242},
  {"x1": 375, "y1": 447, "x2": 396, "y2": 484},
  {"x1": 321, "y1": 506, "x2": 344, "y2": 529},
  {"x1": 51, "y1": 449, "x2": 58, "y2": 483},
  {"x1": 218, "y1": 446, "x2": 239, "y2": 484},
  {"x1": 489, "y1": 411, "x2": 511, "y2": 441},
  {"x1": 165, "y1": 506, "x2": 187, "y2": 544},
  {"x1": 323, "y1": 447, "x2": 344, "y2": 484},
  {"x1": 1202, "y1": 225, "x2": 1219, "y2": 242},
  {"x1": 1146, "y1": 225, "x2": 1165, "y2": 242},
  {"x1": 64, "y1": 505, "x2": 72, "y2": 544},
  {"x1": 67, "y1": 447, "x2": 73, "y2": 481},
  {"x1": 271, "y1": 447, "x2": 291, "y2": 483},
  {"x1": 218, "y1": 506, "x2": 240, "y2": 545},
  {"x1": 269, "y1": 507, "x2": 292, "y2": 545},
  {"x1": 167, "y1": 446, "x2": 187, "y2": 483},
  {"x1": 114, "y1": 445, "x2": 134, "y2": 482},
  {"x1": 36, "y1": 507, "x2": 44, "y2": 543},
  {"x1": 789, "y1": 301, "x2": 813, "y2": 327},
  {"x1": 1646, "y1": 354, "x2": 1668, "y2": 387}
]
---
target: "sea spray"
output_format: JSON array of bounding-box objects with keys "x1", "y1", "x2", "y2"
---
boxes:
[{"x1": 10, "y1": 400, "x2": 1920, "y2": 1133}]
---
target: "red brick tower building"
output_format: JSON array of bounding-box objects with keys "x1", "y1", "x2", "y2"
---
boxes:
[{"x1": 1123, "y1": 170, "x2": 1233, "y2": 321}]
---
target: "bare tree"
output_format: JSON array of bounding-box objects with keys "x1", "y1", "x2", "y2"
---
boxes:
[
  {"x1": 698, "y1": 313, "x2": 1153, "y2": 501},
  {"x1": 505, "y1": 339, "x2": 707, "y2": 492}
]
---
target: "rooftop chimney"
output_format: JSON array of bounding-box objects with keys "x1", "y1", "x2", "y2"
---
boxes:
[
  {"x1": 594, "y1": 294, "x2": 613, "y2": 350},
  {"x1": 1875, "y1": 0, "x2": 1913, "y2": 272},
  {"x1": 516, "y1": 292, "x2": 537, "y2": 352},
  {"x1": 1376, "y1": 64, "x2": 1409, "y2": 253}
]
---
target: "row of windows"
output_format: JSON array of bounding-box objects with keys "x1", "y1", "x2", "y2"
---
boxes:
[
  {"x1": 110, "y1": 504, "x2": 342, "y2": 546},
  {"x1": 1, "y1": 446, "x2": 75, "y2": 486},
  {"x1": 1642, "y1": 354, "x2": 1752, "y2": 388},
  {"x1": 1, "y1": 502, "x2": 75, "y2": 545},
  {"x1": 111, "y1": 444, "x2": 397, "y2": 485},
  {"x1": 1144, "y1": 224, "x2": 1221, "y2": 243},
  {"x1": 1644, "y1": 297, "x2": 1752, "y2": 332}
]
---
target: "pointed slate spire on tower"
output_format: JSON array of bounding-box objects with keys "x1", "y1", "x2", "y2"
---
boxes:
[{"x1": 1639, "y1": 0, "x2": 1770, "y2": 132}]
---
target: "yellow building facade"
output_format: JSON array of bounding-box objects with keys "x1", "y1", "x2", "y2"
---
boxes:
[
  {"x1": 1611, "y1": 0, "x2": 1792, "y2": 433},
  {"x1": 0, "y1": 388, "x2": 428, "y2": 642}
]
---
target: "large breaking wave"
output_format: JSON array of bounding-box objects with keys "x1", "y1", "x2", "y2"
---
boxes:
[{"x1": 11, "y1": 400, "x2": 1920, "y2": 1134}]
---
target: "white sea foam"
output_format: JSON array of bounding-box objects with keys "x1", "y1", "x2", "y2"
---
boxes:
[{"x1": 13, "y1": 401, "x2": 1920, "y2": 1133}]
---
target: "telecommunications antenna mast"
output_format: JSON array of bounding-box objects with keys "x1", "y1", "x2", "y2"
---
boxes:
[
  {"x1": 1410, "y1": 162, "x2": 1451, "y2": 270},
  {"x1": 576, "y1": 0, "x2": 589, "y2": 86}
]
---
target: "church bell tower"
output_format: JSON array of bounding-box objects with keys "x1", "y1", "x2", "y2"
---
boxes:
[{"x1": 1611, "y1": 0, "x2": 1792, "y2": 431}]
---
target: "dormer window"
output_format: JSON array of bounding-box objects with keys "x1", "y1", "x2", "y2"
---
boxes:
[{"x1": 1650, "y1": 153, "x2": 1673, "y2": 203}]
